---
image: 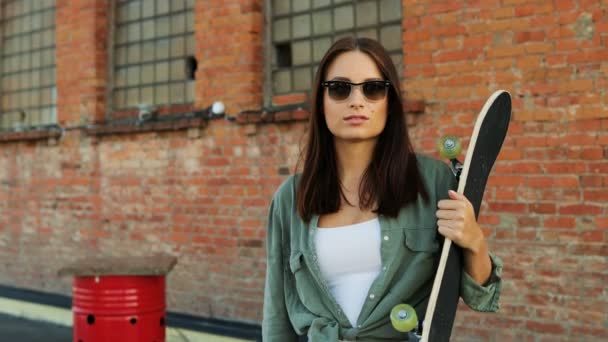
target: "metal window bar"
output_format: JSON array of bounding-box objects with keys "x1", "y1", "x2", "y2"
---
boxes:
[
  {"x1": 111, "y1": 0, "x2": 195, "y2": 114},
  {"x1": 0, "y1": 0, "x2": 57, "y2": 131}
]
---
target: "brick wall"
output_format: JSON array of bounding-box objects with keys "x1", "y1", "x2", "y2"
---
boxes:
[
  {"x1": 403, "y1": 1, "x2": 608, "y2": 341},
  {"x1": 0, "y1": 0, "x2": 606, "y2": 340}
]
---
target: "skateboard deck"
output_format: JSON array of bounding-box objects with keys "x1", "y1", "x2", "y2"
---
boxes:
[
  {"x1": 423, "y1": 90, "x2": 511, "y2": 341},
  {"x1": 391, "y1": 90, "x2": 512, "y2": 341}
]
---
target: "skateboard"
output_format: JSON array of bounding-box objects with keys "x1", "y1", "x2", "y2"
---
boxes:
[{"x1": 391, "y1": 90, "x2": 512, "y2": 341}]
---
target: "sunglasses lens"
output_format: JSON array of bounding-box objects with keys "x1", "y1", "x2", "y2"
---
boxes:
[
  {"x1": 362, "y1": 81, "x2": 388, "y2": 100},
  {"x1": 325, "y1": 81, "x2": 389, "y2": 101},
  {"x1": 327, "y1": 82, "x2": 351, "y2": 100}
]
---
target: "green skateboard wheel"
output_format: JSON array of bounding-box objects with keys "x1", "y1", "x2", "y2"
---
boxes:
[
  {"x1": 390, "y1": 304, "x2": 418, "y2": 332},
  {"x1": 438, "y1": 135, "x2": 462, "y2": 160}
]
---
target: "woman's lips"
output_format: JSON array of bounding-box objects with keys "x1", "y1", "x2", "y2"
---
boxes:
[{"x1": 343, "y1": 115, "x2": 369, "y2": 124}]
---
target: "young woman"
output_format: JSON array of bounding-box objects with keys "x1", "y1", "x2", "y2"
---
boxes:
[{"x1": 263, "y1": 37, "x2": 502, "y2": 341}]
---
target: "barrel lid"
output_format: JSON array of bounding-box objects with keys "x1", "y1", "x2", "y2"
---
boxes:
[{"x1": 57, "y1": 254, "x2": 177, "y2": 277}]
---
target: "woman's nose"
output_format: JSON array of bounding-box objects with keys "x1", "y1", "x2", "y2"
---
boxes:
[{"x1": 349, "y1": 86, "x2": 366, "y2": 107}]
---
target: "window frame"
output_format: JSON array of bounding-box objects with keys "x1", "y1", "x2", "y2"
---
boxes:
[
  {"x1": 0, "y1": 0, "x2": 57, "y2": 131},
  {"x1": 107, "y1": 0, "x2": 196, "y2": 120},
  {"x1": 264, "y1": 0, "x2": 403, "y2": 107}
]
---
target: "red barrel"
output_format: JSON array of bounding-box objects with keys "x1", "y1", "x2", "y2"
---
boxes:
[{"x1": 72, "y1": 275, "x2": 166, "y2": 342}]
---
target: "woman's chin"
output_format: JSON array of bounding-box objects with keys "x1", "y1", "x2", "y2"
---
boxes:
[{"x1": 334, "y1": 134, "x2": 380, "y2": 144}]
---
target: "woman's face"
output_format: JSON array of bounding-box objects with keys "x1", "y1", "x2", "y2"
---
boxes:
[{"x1": 322, "y1": 51, "x2": 389, "y2": 144}]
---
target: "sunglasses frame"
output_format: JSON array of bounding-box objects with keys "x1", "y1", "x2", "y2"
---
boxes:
[{"x1": 321, "y1": 80, "x2": 391, "y2": 101}]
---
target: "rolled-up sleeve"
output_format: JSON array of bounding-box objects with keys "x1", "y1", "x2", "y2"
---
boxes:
[
  {"x1": 262, "y1": 197, "x2": 298, "y2": 342},
  {"x1": 460, "y1": 251, "x2": 503, "y2": 312}
]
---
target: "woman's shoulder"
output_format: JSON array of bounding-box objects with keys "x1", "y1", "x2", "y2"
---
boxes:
[
  {"x1": 271, "y1": 173, "x2": 300, "y2": 205},
  {"x1": 414, "y1": 153, "x2": 451, "y2": 174},
  {"x1": 414, "y1": 153, "x2": 456, "y2": 191}
]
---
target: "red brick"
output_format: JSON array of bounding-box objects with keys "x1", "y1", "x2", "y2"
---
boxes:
[
  {"x1": 524, "y1": 42, "x2": 553, "y2": 54},
  {"x1": 517, "y1": 216, "x2": 540, "y2": 227},
  {"x1": 545, "y1": 54, "x2": 567, "y2": 66},
  {"x1": 514, "y1": 31, "x2": 547, "y2": 43},
  {"x1": 419, "y1": 15, "x2": 438, "y2": 26},
  {"x1": 514, "y1": 136, "x2": 558, "y2": 148},
  {"x1": 581, "y1": 230, "x2": 604, "y2": 242},
  {"x1": 428, "y1": 2, "x2": 462, "y2": 14},
  {"x1": 495, "y1": 189, "x2": 517, "y2": 201},
  {"x1": 580, "y1": 147, "x2": 604, "y2": 160},
  {"x1": 463, "y1": 34, "x2": 492, "y2": 47},
  {"x1": 559, "y1": 204, "x2": 603, "y2": 215},
  {"x1": 547, "y1": 26, "x2": 575, "y2": 39},
  {"x1": 527, "y1": 176, "x2": 579, "y2": 188},
  {"x1": 530, "y1": 203, "x2": 556, "y2": 214},
  {"x1": 583, "y1": 190, "x2": 608, "y2": 202},
  {"x1": 596, "y1": 217, "x2": 608, "y2": 229},
  {"x1": 544, "y1": 217, "x2": 576, "y2": 228},
  {"x1": 569, "y1": 243, "x2": 608, "y2": 256},
  {"x1": 434, "y1": 50, "x2": 473, "y2": 63},
  {"x1": 406, "y1": 52, "x2": 433, "y2": 64},
  {"x1": 567, "y1": 50, "x2": 608, "y2": 64},
  {"x1": 516, "y1": 56, "x2": 542, "y2": 70},
  {"x1": 487, "y1": 45, "x2": 526, "y2": 58},
  {"x1": 571, "y1": 325, "x2": 608, "y2": 340},
  {"x1": 545, "y1": 162, "x2": 586, "y2": 174},
  {"x1": 516, "y1": 229, "x2": 537, "y2": 240},
  {"x1": 488, "y1": 202, "x2": 527, "y2": 213},
  {"x1": 434, "y1": 25, "x2": 466, "y2": 37},
  {"x1": 580, "y1": 175, "x2": 605, "y2": 187}
]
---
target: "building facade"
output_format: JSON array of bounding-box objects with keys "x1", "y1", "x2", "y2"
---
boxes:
[{"x1": 0, "y1": 0, "x2": 607, "y2": 340}]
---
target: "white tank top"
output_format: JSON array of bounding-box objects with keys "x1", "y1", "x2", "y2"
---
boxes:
[{"x1": 314, "y1": 218, "x2": 382, "y2": 327}]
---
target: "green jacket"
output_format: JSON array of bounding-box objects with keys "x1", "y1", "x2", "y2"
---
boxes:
[{"x1": 263, "y1": 154, "x2": 503, "y2": 341}]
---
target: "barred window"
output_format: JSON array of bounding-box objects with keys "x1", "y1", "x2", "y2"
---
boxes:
[
  {"x1": 269, "y1": 0, "x2": 403, "y2": 96},
  {"x1": 0, "y1": 0, "x2": 57, "y2": 131},
  {"x1": 112, "y1": 0, "x2": 195, "y2": 112}
]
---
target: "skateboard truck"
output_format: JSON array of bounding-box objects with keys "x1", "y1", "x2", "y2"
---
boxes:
[
  {"x1": 406, "y1": 320, "x2": 424, "y2": 341},
  {"x1": 437, "y1": 136, "x2": 463, "y2": 181},
  {"x1": 449, "y1": 158, "x2": 463, "y2": 181}
]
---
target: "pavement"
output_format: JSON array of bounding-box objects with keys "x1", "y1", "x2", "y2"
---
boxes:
[
  {"x1": 0, "y1": 312, "x2": 257, "y2": 342},
  {"x1": 0, "y1": 313, "x2": 72, "y2": 342},
  {"x1": 0, "y1": 284, "x2": 259, "y2": 341}
]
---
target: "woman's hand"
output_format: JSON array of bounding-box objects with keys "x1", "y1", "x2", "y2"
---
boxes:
[
  {"x1": 436, "y1": 190, "x2": 484, "y2": 253},
  {"x1": 436, "y1": 190, "x2": 492, "y2": 285}
]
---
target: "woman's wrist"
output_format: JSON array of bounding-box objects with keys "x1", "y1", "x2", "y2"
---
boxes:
[
  {"x1": 465, "y1": 224, "x2": 486, "y2": 255},
  {"x1": 463, "y1": 232, "x2": 492, "y2": 285}
]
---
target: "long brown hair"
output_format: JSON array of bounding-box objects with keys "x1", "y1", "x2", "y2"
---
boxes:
[{"x1": 296, "y1": 37, "x2": 428, "y2": 222}]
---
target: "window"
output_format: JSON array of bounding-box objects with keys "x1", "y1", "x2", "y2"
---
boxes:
[
  {"x1": 269, "y1": 0, "x2": 403, "y2": 96},
  {"x1": 112, "y1": 0, "x2": 195, "y2": 112},
  {"x1": 0, "y1": 0, "x2": 57, "y2": 131}
]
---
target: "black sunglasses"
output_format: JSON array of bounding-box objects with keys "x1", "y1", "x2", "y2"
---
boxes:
[{"x1": 321, "y1": 80, "x2": 391, "y2": 101}]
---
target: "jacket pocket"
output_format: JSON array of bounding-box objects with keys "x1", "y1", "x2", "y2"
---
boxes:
[
  {"x1": 289, "y1": 251, "x2": 304, "y2": 273},
  {"x1": 403, "y1": 228, "x2": 439, "y2": 253}
]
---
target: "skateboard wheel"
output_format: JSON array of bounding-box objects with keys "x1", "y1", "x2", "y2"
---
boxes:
[
  {"x1": 438, "y1": 135, "x2": 462, "y2": 160},
  {"x1": 390, "y1": 304, "x2": 418, "y2": 332}
]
